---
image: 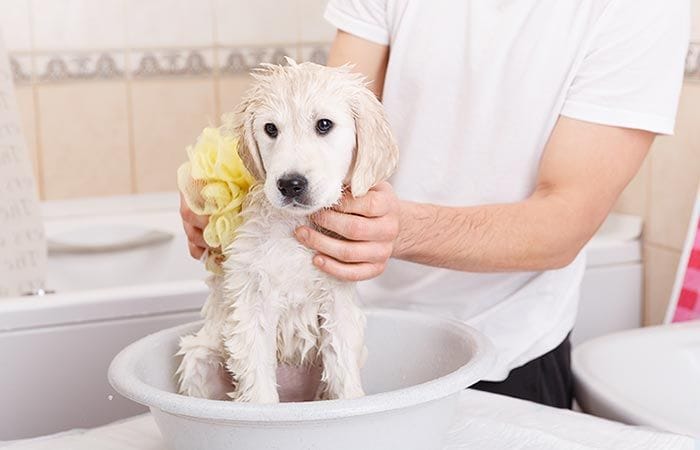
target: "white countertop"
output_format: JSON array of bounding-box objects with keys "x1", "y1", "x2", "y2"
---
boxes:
[{"x1": 2, "y1": 390, "x2": 694, "y2": 450}]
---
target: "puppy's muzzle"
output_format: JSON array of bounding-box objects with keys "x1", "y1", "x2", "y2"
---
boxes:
[{"x1": 277, "y1": 173, "x2": 308, "y2": 200}]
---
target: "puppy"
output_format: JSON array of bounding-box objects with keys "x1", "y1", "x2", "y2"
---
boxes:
[{"x1": 176, "y1": 60, "x2": 398, "y2": 403}]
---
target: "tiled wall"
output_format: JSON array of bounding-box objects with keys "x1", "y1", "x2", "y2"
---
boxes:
[
  {"x1": 0, "y1": 0, "x2": 335, "y2": 199},
  {"x1": 615, "y1": 83, "x2": 700, "y2": 326},
  {"x1": 615, "y1": 4, "x2": 700, "y2": 325}
]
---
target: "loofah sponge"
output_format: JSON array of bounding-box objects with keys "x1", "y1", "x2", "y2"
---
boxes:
[{"x1": 177, "y1": 127, "x2": 256, "y2": 273}]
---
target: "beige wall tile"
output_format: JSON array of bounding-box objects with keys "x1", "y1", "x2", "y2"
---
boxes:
[
  {"x1": 13, "y1": 86, "x2": 41, "y2": 195},
  {"x1": 299, "y1": 0, "x2": 336, "y2": 43},
  {"x1": 647, "y1": 83, "x2": 700, "y2": 250},
  {"x1": 126, "y1": 0, "x2": 214, "y2": 48},
  {"x1": 214, "y1": 0, "x2": 298, "y2": 46},
  {"x1": 37, "y1": 82, "x2": 131, "y2": 199},
  {"x1": 692, "y1": 0, "x2": 700, "y2": 40},
  {"x1": 217, "y1": 75, "x2": 251, "y2": 119},
  {"x1": 131, "y1": 79, "x2": 216, "y2": 193},
  {"x1": 32, "y1": 0, "x2": 126, "y2": 51},
  {"x1": 0, "y1": 0, "x2": 32, "y2": 51},
  {"x1": 644, "y1": 244, "x2": 682, "y2": 325},
  {"x1": 613, "y1": 154, "x2": 650, "y2": 218}
]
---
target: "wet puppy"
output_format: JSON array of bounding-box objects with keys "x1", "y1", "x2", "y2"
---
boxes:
[{"x1": 177, "y1": 60, "x2": 398, "y2": 403}]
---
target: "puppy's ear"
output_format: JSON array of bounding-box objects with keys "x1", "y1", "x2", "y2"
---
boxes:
[
  {"x1": 224, "y1": 100, "x2": 265, "y2": 181},
  {"x1": 350, "y1": 87, "x2": 398, "y2": 197}
]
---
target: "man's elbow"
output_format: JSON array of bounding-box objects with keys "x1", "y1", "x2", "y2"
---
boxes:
[
  {"x1": 542, "y1": 246, "x2": 583, "y2": 270},
  {"x1": 529, "y1": 188, "x2": 605, "y2": 271},
  {"x1": 536, "y1": 232, "x2": 591, "y2": 271}
]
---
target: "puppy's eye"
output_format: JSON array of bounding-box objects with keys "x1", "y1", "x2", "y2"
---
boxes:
[
  {"x1": 264, "y1": 123, "x2": 278, "y2": 138},
  {"x1": 315, "y1": 119, "x2": 333, "y2": 135}
]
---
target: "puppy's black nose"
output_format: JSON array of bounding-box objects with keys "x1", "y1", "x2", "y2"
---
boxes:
[{"x1": 277, "y1": 174, "x2": 308, "y2": 199}]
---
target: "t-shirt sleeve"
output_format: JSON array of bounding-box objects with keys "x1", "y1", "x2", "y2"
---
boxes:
[
  {"x1": 561, "y1": 0, "x2": 690, "y2": 135},
  {"x1": 324, "y1": 0, "x2": 390, "y2": 46}
]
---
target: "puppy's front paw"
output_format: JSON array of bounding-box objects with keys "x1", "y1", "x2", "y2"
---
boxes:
[
  {"x1": 315, "y1": 381, "x2": 365, "y2": 401},
  {"x1": 176, "y1": 334, "x2": 231, "y2": 400},
  {"x1": 332, "y1": 384, "x2": 365, "y2": 400}
]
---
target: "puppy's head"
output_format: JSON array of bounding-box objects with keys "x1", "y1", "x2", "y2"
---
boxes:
[{"x1": 226, "y1": 59, "x2": 398, "y2": 215}]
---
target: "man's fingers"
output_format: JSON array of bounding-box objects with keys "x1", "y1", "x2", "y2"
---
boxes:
[
  {"x1": 334, "y1": 189, "x2": 391, "y2": 217},
  {"x1": 188, "y1": 240, "x2": 205, "y2": 259},
  {"x1": 312, "y1": 254, "x2": 385, "y2": 282},
  {"x1": 179, "y1": 194, "x2": 209, "y2": 229},
  {"x1": 295, "y1": 227, "x2": 391, "y2": 263},
  {"x1": 312, "y1": 210, "x2": 397, "y2": 241},
  {"x1": 183, "y1": 222, "x2": 208, "y2": 249},
  {"x1": 180, "y1": 192, "x2": 210, "y2": 262},
  {"x1": 183, "y1": 208, "x2": 209, "y2": 229}
]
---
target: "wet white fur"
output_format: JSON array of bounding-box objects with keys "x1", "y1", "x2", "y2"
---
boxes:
[{"x1": 176, "y1": 60, "x2": 398, "y2": 403}]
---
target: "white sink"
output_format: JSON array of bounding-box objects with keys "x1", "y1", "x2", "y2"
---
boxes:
[{"x1": 573, "y1": 321, "x2": 700, "y2": 438}]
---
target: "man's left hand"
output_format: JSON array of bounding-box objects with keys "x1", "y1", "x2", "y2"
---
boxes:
[{"x1": 294, "y1": 181, "x2": 400, "y2": 282}]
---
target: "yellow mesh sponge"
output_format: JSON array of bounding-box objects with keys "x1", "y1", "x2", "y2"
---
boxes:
[{"x1": 177, "y1": 127, "x2": 256, "y2": 273}]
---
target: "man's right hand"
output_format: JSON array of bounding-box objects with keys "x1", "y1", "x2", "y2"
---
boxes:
[{"x1": 180, "y1": 193, "x2": 210, "y2": 260}]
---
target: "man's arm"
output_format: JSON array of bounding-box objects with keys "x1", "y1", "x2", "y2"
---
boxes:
[
  {"x1": 299, "y1": 116, "x2": 654, "y2": 279},
  {"x1": 297, "y1": 30, "x2": 655, "y2": 279},
  {"x1": 296, "y1": 28, "x2": 657, "y2": 279},
  {"x1": 326, "y1": 30, "x2": 389, "y2": 97},
  {"x1": 393, "y1": 117, "x2": 654, "y2": 272}
]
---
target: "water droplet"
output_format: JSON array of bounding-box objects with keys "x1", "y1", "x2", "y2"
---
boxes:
[{"x1": 107, "y1": 395, "x2": 114, "y2": 401}]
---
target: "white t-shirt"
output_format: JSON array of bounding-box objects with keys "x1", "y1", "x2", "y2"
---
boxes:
[{"x1": 325, "y1": 0, "x2": 689, "y2": 381}]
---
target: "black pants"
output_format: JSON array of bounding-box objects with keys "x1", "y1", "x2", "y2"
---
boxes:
[{"x1": 471, "y1": 333, "x2": 573, "y2": 409}]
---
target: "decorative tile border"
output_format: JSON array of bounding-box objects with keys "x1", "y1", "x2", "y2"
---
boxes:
[
  {"x1": 299, "y1": 43, "x2": 330, "y2": 66},
  {"x1": 7, "y1": 45, "x2": 327, "y2": 83},
  {"x1": 9, "y1": 56, "x2": 31, "y2": 84},
  {"x1": 129, "y1": 49, "x2": 214, "y2": 79},
  {"x1": 32, "y1": 52, "x2": 126, "y2": 83},
  {"x1": 218, "y1": 46, "x2": 298, "y2": 75},
  {"x1": 686, "y1": 42, "x2": 700, "y2": 81},
  {"x1": 7, "y1": 41, "x2": 698, "y2": 84}
]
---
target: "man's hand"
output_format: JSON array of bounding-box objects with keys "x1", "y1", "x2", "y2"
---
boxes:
[
  {"x1": 180, "y1": 193, "x2": 210, "y2": 259},
  {"x1": 294, "y1": 182, "x2": 401, "y2": 282}
]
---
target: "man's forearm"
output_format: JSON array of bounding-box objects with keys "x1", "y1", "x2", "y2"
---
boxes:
[
  {"x1": 392, "y1": 117, "x2": 656, "y2": 274},
  {"x1": 393, "y1": 192, "x2": 596, "y2": 272}
]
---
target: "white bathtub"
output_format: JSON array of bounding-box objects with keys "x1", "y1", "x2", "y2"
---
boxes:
[
  {"x1": 1, "y1": 193, "x2": 208, "y2": 440},
  {"x1": 40, "y1": 192, "x2": 207, "y2": 292},
  {"x1": 0, "y1": 192, "x2": 644, "y2": 441}
]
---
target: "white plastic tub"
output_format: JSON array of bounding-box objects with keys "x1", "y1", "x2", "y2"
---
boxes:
[{"x1": 108, "y1": 310, "x2": 494, "y2": 450}]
